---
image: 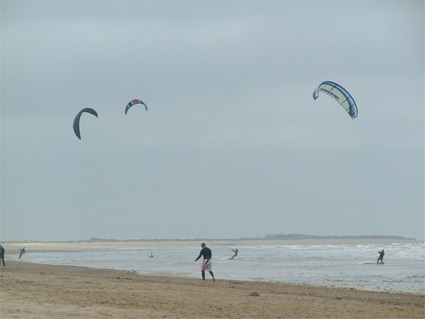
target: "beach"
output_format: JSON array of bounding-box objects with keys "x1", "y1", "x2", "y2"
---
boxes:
[{"x1": 1, "y1": 258, "x2": 424, "y2": 319}]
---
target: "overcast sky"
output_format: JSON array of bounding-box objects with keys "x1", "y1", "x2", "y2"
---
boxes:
[{"x1": 1, "y1": 1, "x2": 424, "y2": 242}]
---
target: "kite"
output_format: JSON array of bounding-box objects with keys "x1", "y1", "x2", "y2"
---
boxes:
[
  {"x1": 313, "y1": 81, "x2": 358, "y2": 119},
  {"x1": 125, "y1": 99, "x2": 148, "y2": 114},
  {"x1": 73, "y1": 108, "x2": 98, "y2": 139}
]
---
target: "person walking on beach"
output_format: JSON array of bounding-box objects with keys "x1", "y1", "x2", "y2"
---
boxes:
[
  {"x1": 0, "y1": 244, "x2": 5, "y2": 267},
  {"x1": 377, "y1": 249, "x2": 385, "y2": 264},
  {"x1": 195, "y1": 243, "x2": 215, "y2": 282}
]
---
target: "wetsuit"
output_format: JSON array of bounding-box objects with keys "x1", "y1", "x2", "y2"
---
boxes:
[
  {"x1": 19, "y1": 248, "x2": 25, "y2": 259},
  {"x1": 196, "y1": 247, "x2": 212, "y2": 261},
  {"x1": 231, "y1": 249, "x2": 238, "y2": 259},
  {"x1": 377, "y1": 251, "x2": 385, "y2": 264}
]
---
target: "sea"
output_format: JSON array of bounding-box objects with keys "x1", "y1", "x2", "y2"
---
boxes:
[{"x1": 11, "y1": 241, "x2": 425, "y2": 294}]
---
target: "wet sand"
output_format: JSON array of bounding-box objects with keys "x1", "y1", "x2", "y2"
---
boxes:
[{"x1": 1, "y1": 260, "x2": 423, "y2": 319}]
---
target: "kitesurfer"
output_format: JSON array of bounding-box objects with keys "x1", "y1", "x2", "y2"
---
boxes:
[
  {"x1": 19, "y1": 247, "x2": 25, "y2": 259},
  {"x1": 194, "y1": 243, "x2": 215, "y2": 282},
  {"x1": 230, "y1": 248, "x2": 238, "y2": 260},
  {"x1": 377, "y1": 250, "x2": 385, "y2": 264}
]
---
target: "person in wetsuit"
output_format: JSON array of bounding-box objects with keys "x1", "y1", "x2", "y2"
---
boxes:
[
  {"x1": 194, "y1": 243, "x2": 215, "y2": 281},
  {"x1": 230, "y1": 248, "x2": 238, "y2": 260},
  {"x1": 377, "y1": 250, "x2": 385, "y2": 264},
  {"x1": 19, "y1": 247, "x2": 26, "y2": 259}
]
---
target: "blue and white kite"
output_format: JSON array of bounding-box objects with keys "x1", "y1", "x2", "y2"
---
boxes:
[{"x1": 313, "y1": 81, "x2": 358, "y2": 119}]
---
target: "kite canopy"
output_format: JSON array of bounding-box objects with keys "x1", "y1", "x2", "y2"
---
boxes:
[
  {"x1": 313, "y1": 81, "x2": 358, "y2": 119},
  {"x1": 125, "y1": 99, "x2": 148, "y2": 114},
  {"x1": 73, "y1": 108, "x2": 98, "y2": 139}
]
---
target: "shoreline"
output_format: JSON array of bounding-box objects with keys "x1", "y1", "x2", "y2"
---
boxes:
[
  {"x1": 2, "y1": 239, "x2": 422, "y2": 294},
  {"x1": 1, "y1": 260, "x2": 424, "y2": 319},
  {"x1": 3, "y1": 237, "x2": 421, "y2": 254}
]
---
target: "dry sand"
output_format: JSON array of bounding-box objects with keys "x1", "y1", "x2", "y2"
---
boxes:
[{"x1": 0, "y1": 260, "x2": 423, "y2": 319}]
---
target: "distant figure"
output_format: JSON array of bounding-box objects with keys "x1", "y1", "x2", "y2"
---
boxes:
[
  {"x1": 19, "y1": 247, "x2": 26, "y2": 259},
  {"x1": 230, "y1": 248, "x2": 238, "y2": 260},
  {"x1": 377, "y1": 250, "x2": 385, "y2": 264},
  {"x1": 194, "y1": 243, "x2": 215, "y2": 282},
  {"x1": 0, "y1": 244, "x2": 5, "y2": 267},
  {"x1": 149, "y1": 252, "x2": 154, "y2": 258}
]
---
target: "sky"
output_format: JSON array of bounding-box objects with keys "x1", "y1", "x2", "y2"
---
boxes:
[{"x1": 1, "y1": 1, "x2": 424, "y2": 242}]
